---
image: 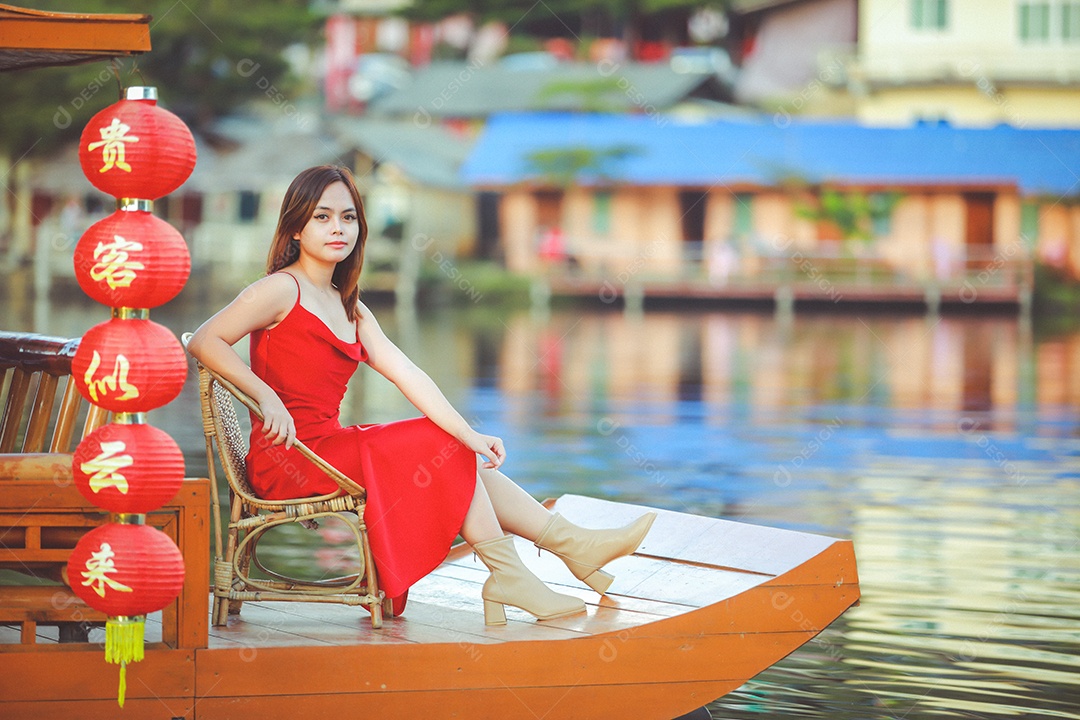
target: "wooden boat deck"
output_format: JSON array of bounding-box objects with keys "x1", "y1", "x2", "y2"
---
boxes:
[{"x1": 0, "y1": 495, "x2": 859, "y2": 719}]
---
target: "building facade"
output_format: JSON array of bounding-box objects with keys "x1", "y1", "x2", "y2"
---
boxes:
[{"x1": 843, "y1": 0, "x2": 1080, "y2": 127}]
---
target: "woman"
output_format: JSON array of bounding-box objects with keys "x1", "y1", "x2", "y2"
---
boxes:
[{"x1": 188, "y1": 165, "x2": 654, "y2": 626}]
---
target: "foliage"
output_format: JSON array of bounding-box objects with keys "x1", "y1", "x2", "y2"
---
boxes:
[
  {"x1": 1033, "y1": 262, "x2": 1080, "y2": 319},
  {"x1": 419, "y1": 260, "x2": 532, "y2": 306},
  {"x1": 525, "y1": 144, "x2": 642, "y2": 186},
  {"x1": 0, "y1": 0, "x2": 317, "y2": 156},
  {"x1": 401, "y1": 0, "x2": 705, "y2": 38},
  {"x1": 534, "y1": 77, "x2": 626, "y2": 112},
  {"x1": 796, "y1": 189, "x2": 901, "y2": 244}
]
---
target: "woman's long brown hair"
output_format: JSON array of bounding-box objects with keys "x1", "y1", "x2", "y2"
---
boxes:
[{"x1": 267, "y1": 165, "x2": 368, "y2": 322}]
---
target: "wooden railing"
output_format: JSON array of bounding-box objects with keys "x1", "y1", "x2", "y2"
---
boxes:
[
  {"x1": 0, "y1": 331, "x2": 208, "y2": 650},
  {"x1": 541, "y1": 240, "x2": 1034, "y2": 307}
]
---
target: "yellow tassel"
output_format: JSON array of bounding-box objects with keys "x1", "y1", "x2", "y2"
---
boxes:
[
  {"x1": 118, "y1": 663, "x2": 127, "y2": 709},
  {"x1": 105, "y1": 616, "x2": 145, "y2": 708}
]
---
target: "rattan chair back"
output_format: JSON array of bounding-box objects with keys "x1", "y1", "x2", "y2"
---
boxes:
[{"x1": 182, "y1": 333, "x2": 386, "y2": 628}]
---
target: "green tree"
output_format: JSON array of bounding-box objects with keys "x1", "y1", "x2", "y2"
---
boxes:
[
  {"x1": 0, "y1": 0, "x2": 316, "y2": 156},
  {"x1": 525, "y1": 144, "x2": 641, "y2": 186},
  {"x1": 402, "y1": 0, "x2": 707, "y2": 47},
  {"x1": 0, "y1": 0, "x2": 317, "y2": 265},
  {"x1": 796, "y1": 189, "x2": 901, "y2": 246}
]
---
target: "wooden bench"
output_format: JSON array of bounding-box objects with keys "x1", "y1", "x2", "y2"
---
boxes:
[{"x1": 0, "y1": 331, "x2": 209, "y2": 650}]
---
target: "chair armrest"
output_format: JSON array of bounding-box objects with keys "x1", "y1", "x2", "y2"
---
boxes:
[{"x1": 0, "y1": 453, "x2": 72, "y2": 482}]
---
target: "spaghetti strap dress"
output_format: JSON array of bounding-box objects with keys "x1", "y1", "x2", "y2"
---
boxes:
[{"x1": 244, "y1": 274, "x2": 477, "y2": 599}]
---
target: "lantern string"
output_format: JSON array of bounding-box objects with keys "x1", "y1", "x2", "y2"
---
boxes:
[{"x1": 109, "y1": 59, "x2": 123, "y2": 101}]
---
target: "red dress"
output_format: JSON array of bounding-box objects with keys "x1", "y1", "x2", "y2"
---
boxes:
[{"x1": 244, "y1": 277, "x2": 477, "y2": 599}]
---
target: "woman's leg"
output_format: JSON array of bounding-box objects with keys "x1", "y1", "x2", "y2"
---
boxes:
[
  {"x1": 474, "y1": 463, "x2": 657, "y2": 595},
  {"x1": 476, "y1": 466, "x2": 552, "y2": 540},
  {"x1": 461, "y1": 468, "x2": 585, "y2": 624},
  {"x1": 459, "y1": 473, "x2": 506, "y2": 545}
]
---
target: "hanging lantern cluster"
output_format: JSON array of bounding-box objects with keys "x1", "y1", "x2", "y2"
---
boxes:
[{"x1": 66, "y1": 86, "x2": 195, "y2": 708}]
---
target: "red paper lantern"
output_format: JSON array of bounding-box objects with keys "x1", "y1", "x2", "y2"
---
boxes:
[
  {"x1": 78, "y1": 86, "x2": 196, "y2": 200},
  {"x1": 72, "y1": 317, "x2": 187, "y2": 413},
  {"x1": 74, "y1": 208, "x2": 190, "y2": 309},
  {"x1": 73, "y1": 423, "x2": 184, "y2": 513},
  {"x1": 67, "y1": 523, "x2": 185, "y2": 617}
]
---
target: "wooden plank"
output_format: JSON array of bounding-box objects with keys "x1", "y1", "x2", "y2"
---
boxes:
[
  {"x1": 210, "y1": 617, "x2": 349, "y2": 649},
  {"x1": 0, "y1": 452, "x2": 72, "y2": 482},
  {"x1": 49, "y1": 379, "x2": 82, "y2": 453},
  {"x1": 0, "y1": 481, "x2": 106, "y2": 509},
  {"x1": 548, "y1": 494, "x2": 836, "y2": 575},
  {"x1": 438, "y1": 532, "x2": 773, "y2": 611},
  {"x1": 215, "y1": 599, "x2": 505, "y2": 648},
  {"x1": 0, "y1": 586, "x2": 107, "y2": 623},
  {"x1": 759, "y1": 539, "x2": 858, "y2": 588},
  {"x1": 0, "y1": 510, "x2": 101, "y2": 527},
  {"x1": 0, "y1": 548, "x2": 74, "y2": 563},
  {"x1": 23, "y1": 373, "x2": 57, "y2": 453},
  {"x1": 409, "y1": 572, "x2": 659, "y2": 637},
  {"x1": 0, "y1": 648, "x2": 194, "y2": 703},
  {"x1": 0, "y1": 369, "x2": 32, "y2": 452},
  {"x1": 421, "y1": 562, "x2": 692, "y2": 626},
  {"x1": 0, "y1": 699, "x2": 192, "y2": 720},
  {"x1": 82, "y1": 404, "x2": 109, "y2": 439},
  {"x1": 194, "y1": 680, "x2": 738, "y2": 720},
  {"x1": 170, "y1": 479, "x2": 210, "y2": 651},
  {"x1": 24, "y1": 525, "x2": 39, "y2": 550},
  {"x1": 194, "y1": 627, "x2": 821, "y2": 699},
  {"x1": 0, "y1": 333, "x2": 80, "y2": 375}
]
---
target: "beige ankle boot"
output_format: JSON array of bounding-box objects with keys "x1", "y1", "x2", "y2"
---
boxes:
[
  {"x1": 473, "y1": 535, "x2": 586, "y2": 626},
  {"x1": 534, "y1": 512, "x2": 657, "y2": 594}
]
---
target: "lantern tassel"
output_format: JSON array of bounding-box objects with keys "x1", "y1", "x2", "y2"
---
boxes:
[{"x1": 105, "y1": 616, "x2": 145, "y2": 707}]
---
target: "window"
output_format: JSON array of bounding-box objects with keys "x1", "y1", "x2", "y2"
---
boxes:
[
  {"x1": 238, "y1": 191, "x2": 260, "y2": 222},
  {"x1": 1062, "y1": 1, "x2": 1080, "y2": 39},
  {"x1": 869, "y1": 193, "x2": 898, "y2": 237},
  {"x1": 1018, "y1": 1, "x2": 1080, "y2": 41},
  {"x1": 1020, "y1": 201, "x2": 1039, "y2": 247},
  {"x1": 911, "y1": 0, "x2": 948, "y2": 29},
  {"x1": 593, "y1": 191, "x2": 612, "y2": 235},
  {"x1": 1019, "y1": 1, "x2": 1052, "y2": 41},
  {"x1": 733, "y1": 193, "x2": 753, "y2": 239}
]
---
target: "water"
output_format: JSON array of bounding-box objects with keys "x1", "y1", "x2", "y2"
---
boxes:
[{"x1": 7, "y1": 282, "x2": 1079, "y2": 719}]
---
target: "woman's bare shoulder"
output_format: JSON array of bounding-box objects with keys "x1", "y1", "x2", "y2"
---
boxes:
[
  {"x1": 189, "y1": 273, "x2": 299, "y2": 351},
  {"x1": 355, "y1": 299, "x2": 385, "y2": 334},
  {"x1": 246, "y1": 272, "x2": 300, "y2": 308}
]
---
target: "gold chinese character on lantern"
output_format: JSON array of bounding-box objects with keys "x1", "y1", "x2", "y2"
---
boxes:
[
  {"x1": 87, "y1": 118, "x2": 140, "y2": 173},
  {"x1": 90, "y1": 234, "x2": 145, "y2": 289},
  {"x1": 80, "y1": 542, "x2": 133, "y2": 598},
  {"x1": 81, "y1": 440, "x2": 134, "y2": 494},
  {"x1": 84, "y1": 351, "x2": 140, "y2": 403}
]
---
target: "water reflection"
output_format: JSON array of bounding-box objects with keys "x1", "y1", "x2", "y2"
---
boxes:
[
  {"x1": 490, "y1": 310, "x2": 1074, "y2": 426},
  {"x1": 5, "y1": 278, "x2": 1080, "y2": 719}
]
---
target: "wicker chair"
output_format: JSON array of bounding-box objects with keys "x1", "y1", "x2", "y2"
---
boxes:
[{"x1": 182, "y1": 334, "x2": 389, "y2": 629}]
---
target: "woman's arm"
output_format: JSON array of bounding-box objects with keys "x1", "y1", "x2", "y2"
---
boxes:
[
  {"x1": 359, "y1": 301, "x2": 505, "y2": 469},
  {"x1": 187, "y1": 274, "x2": 299, "y2": 447}
]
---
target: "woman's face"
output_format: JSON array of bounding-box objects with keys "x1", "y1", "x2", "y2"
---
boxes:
[{"x1": 293, "y1": 181, "x2": 360, "y2": 265}]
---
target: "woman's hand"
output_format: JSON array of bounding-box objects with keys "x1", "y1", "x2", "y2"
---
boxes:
[
  {"x1": 257, "y1": 390, "x2": 296, "y2": 449},
  {"x1": 461, "y1": 430, "x2": 505, "y2": 470}
]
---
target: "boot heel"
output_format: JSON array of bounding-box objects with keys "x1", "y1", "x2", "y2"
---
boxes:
[
  {"x1": 484, "y1": 599, "x2": 507, "y2": 626},
  {"x1": 582, "y1": 569, "x2": 614, "y2": 595}
]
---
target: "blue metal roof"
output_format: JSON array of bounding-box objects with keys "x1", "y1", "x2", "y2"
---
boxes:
[{"x1": 460, "y1": 113, "x2": 1080, "y2": 195}]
